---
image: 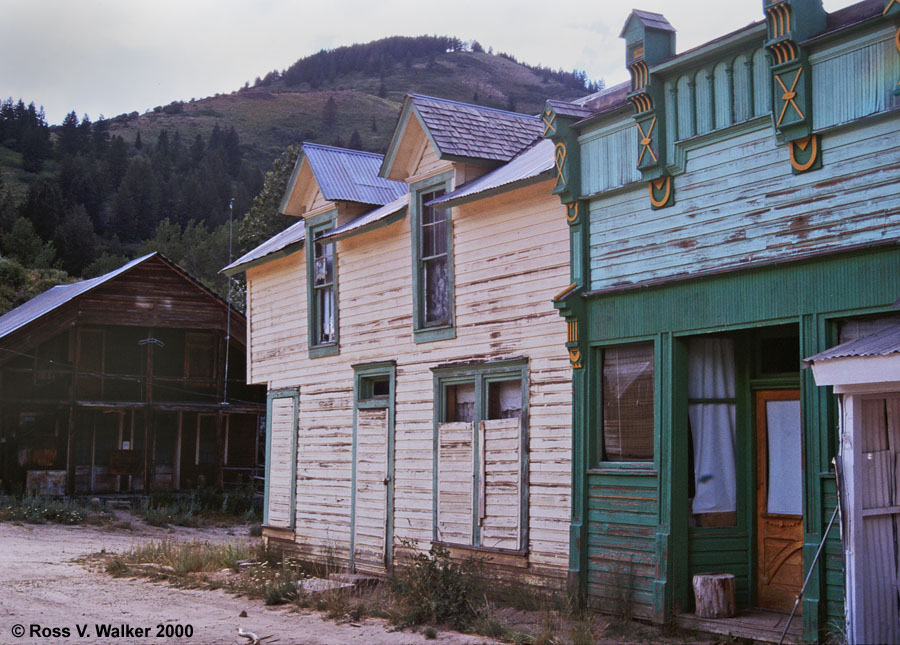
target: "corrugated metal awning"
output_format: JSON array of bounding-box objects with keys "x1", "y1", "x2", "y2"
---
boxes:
[
  {"x1": 320, "y1": 195, "x2": 408, "y2": 241},
  {"x1": 427, "y1": 139, "x2": 554, "y2": 208},
  {"x1": 221, "y1": 219, "x2": 306, "y2": 275},
  {"x1": 805, "y1": 322, "x2": 900, "y2": 363}
]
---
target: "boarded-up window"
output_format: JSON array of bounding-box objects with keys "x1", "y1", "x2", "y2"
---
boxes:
[
  {"x1": 437, "y1": 421, "x2": 474, "y2": 545},
  {"x1": 265, "y1": 394, "x2": 297, "y2": 529},
  {"x1": 420, "y1": 189, "x2": 450, "y2": 326},
  {"x1": 479, "y1": 418, "x2": 522, "y2": 549},
  {"x1": 602, "y1": 343, "x2": 654, "y2": 461},
  {"x1": 435, "y1": 368, "x2": 525, "y2": 551}
]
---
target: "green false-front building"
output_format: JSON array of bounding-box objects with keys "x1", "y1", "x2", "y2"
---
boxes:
[{"x1": 546, "y1": 0, "x2": 900, "y2": 640}]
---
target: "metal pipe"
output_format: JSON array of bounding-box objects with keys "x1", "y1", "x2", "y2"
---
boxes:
[{"x1": 778, "y1": 502, "x2": 841, "y2": 645}]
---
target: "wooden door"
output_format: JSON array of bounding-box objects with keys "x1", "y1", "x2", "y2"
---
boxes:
[
  {"x1": 353, "y1": 408, "x2": 391, "y2": 574},
  {"x1": 756, "y1": 390, "x2": 804, "y2": 611}
]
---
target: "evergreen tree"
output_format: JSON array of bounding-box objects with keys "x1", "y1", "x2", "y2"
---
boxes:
[
  {"x1": 348, "y1": 130, "x2": 362, "y2": 150},
  {"x1": 55, "y1": 204, "x2": 97, "y2": 276},
  {"x1": 57, "y1": 111, "x2": 81, "y2": 156},
  {"x1": 1, "y1": 218, "x2": 56, "y2": 268},
  {"x1": 20, "y1": 178, "x2": 64, "y2": 240},
  {"x1": 134, "y1": 130, "x2": 143, "y2": 149},
  {"x1": 236, "y1": 144, "x2": 298, "y2": 254},
  {"x1": 106, "y1": 136, "x2": 129, "y2": 191}
]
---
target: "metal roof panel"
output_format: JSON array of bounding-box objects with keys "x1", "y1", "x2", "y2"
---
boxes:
[{"x1": 303, "y1": 143, "x2": 407, "y2": 205}]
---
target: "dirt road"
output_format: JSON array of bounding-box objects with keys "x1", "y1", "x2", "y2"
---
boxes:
[{"x1": 0, "y1": 519, "x2": 493, "y2": 645}]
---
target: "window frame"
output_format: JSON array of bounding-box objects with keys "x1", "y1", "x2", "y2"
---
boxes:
[
  {"x1": 431, "y1": 358, "x2": 529, "y2": 552},
  {"x1": 411, "y1": 172, "x2": 456, "y2": 344},
  {"x1": 595, "y1": 339, "x2": 658, "y2": 468},
  {"x1": 305, "y1": 210, "x2": 339, "y2": 358}
]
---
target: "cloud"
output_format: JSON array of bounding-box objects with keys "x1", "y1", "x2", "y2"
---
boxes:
[{"x1": 0, "y1": 0, "x2": 858, "y2": 124}]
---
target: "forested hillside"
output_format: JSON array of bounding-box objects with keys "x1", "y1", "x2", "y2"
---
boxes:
[{"x1": 0, "y1": 35, "x2": 599, "y2": 314}]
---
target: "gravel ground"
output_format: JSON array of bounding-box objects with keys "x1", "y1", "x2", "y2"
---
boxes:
[{"x1": 0, "y1": 517, "x2": 496, "y2": 645}]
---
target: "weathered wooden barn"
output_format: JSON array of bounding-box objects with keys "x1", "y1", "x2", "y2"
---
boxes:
[
  {"x1": 225, "y1": 105, "x2": 573, "y2": 586},
  {"x1": 0, "y1": 253, "x2": 266, "y2": 495},
  {"x1": 544, "y1": 0, "x2": 900, "y2": 641}
]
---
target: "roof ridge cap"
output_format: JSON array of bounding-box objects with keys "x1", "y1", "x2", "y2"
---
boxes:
[{"x1": 408, "y1": 93, "x2": 540, "y2": 121}]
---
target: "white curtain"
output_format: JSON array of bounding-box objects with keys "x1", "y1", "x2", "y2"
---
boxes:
[{"x1": 688, "y1": 338, "x2": 737, "y2": 515}]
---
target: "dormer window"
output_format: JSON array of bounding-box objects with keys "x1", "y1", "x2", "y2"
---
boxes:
[
  {"x1": 410, "y1": 171, "x2": 456, "y2": 343},
  {"x1": 313, "y1": 231, "x2": 335, "y2": 344},
  {"x1": 305, "y1": 211, "x2": 339, "y2": 357}
]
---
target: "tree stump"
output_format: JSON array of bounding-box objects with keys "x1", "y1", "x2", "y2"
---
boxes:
[{"x1": 693, "y1": 573, "x2": 736, "y2": 618}]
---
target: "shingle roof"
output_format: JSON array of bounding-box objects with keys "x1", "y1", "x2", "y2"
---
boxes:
[
  {"x1": 805, "y1": 323, "x2": 900, "y2": 363},
  {"x1": 0, "y1": 253, "x2": 154, "y2": 341},
  {"x1": 221, "y1": 219, "x2": 306, "y2": 275},
  {"x1": 302, "y1": 143, "x2": 407, "y2": 205},
  {"x1": 545, "y1": 100, "x2": 593, "y2": 120},
  {"x1": 428, "y1": 139, "x2": 554, "y2": 207},
  {"x1": 408, "y1": 94, "x2": 543, "y2": 162},
  {"x1": 628, "y1": 10, "x2": 676, "y2": 33}
]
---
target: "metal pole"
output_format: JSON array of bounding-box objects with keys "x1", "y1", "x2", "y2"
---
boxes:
[
  {"x1": 778, "y1": 502, "x2": 841, "y2": 645},
  {"x1": 222, "y1": 198, "x2": 234, "y2": 406}
]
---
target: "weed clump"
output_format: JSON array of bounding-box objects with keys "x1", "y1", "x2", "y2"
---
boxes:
[
  {"x1": 0, "y1": 494, "x2": 111, "y2": 525},
  {"x1": 388, "y1": 542, "x2": 480, "y2": 631}
]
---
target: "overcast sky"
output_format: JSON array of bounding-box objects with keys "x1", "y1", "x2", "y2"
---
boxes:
[{"x1": 2, "y1": 0, "x2": 857, "y2": 125}]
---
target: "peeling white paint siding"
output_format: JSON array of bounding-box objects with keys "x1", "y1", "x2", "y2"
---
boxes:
[{"x1": 246, "y1": 177, "x2": 572, "y2": 586}]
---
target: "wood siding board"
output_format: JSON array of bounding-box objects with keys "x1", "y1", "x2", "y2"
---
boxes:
[
  {"x1": 246, "y1": 183, "x2": 570, "y2": 584},
  {"x1": 811, "y1": 27, "x2": 900, "y2": 130},
  {"x1": 589, "y1": 118, "x2": 900, "y2": 291}
]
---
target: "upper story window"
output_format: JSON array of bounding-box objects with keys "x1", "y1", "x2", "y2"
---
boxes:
[
  {"x1": 313, "y1": 230, "x2": 336, "y2": 344},
  {"x1": 421, "y1": 190, "x2": 450, "y2": 326},
  {"x1": 305, "y1": 212, "x2": 339, "y2": 358},
  {"x1": 411, "y1": 172, "x2": 455, "y2": 344}
]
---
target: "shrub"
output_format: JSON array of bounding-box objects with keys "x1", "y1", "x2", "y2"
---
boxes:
[{"x1": 387, "y1": 543, "x2": 480, "y2": 630}]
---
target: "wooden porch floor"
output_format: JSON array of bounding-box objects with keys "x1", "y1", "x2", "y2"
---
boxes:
[{"x1": 676, "y1": 608, "x2": 803, "y2": 644}]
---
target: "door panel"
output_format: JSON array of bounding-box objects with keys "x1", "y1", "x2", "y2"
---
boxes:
[
  {"x1": 353, "y1": 408, "x2": 390, "y2": 574},
  {"x1": 756, "y1": 390, "x2": 803, "y2": 611}
]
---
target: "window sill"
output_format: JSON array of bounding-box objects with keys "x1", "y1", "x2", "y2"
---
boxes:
[
  {"x1": 414, "y1": 325, "x2": 455, "y2": 344},
  {"x1": 588, "y1": 464, "x2": 657, "y2": 476},
  {"x1": 432, "y1": 541, "x2": 529, "y2": 567},
  {"x1": 308, "y1": 343, "x2": 339, "y2": 359}
]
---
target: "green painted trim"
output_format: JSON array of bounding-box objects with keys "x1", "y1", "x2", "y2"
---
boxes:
[
  {"x1": 263, "y1": 387, "x2": 299, "y2": 529},
  {"x1": 350, "y1": 361, "x2": 396, "y2": 572},
  {"x1": 650, "y1": 23, "x2": 767, "y2": 76},
  {"x1": 305, "y1": 210, "x2": 340, "y2": 358},
  {"x1": 431, "y1": 359, "x2": 529, "y2": 550},
  {"x1": 410, "y1": 171, "x2": 456, "y2": 344},
  {"x1": 278, "y1": 151, "x2": 307, "y2": 215}
]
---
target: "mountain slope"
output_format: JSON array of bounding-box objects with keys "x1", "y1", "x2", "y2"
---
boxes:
[{"x1": 104, "y1": 43, "x2": 594, "y2": 168}]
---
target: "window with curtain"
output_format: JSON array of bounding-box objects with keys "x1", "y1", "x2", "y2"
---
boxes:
[
  {"x1": 420, "y1": 189, "x2": 450, "y2": 327},
  {"x1": 687, "y1": 337, "x2": 737, "y2": 528},
  {"x1": 601, "y1": 343, "x2": 654, "y2": 462}
]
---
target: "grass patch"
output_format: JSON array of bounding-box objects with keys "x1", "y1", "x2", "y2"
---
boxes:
[
  {"x1": 0, "y1": 494, "x2": 112, "y2": 525},
  {"x1": 134, "y1": 483, "x2": 260, "y2": 528}
]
